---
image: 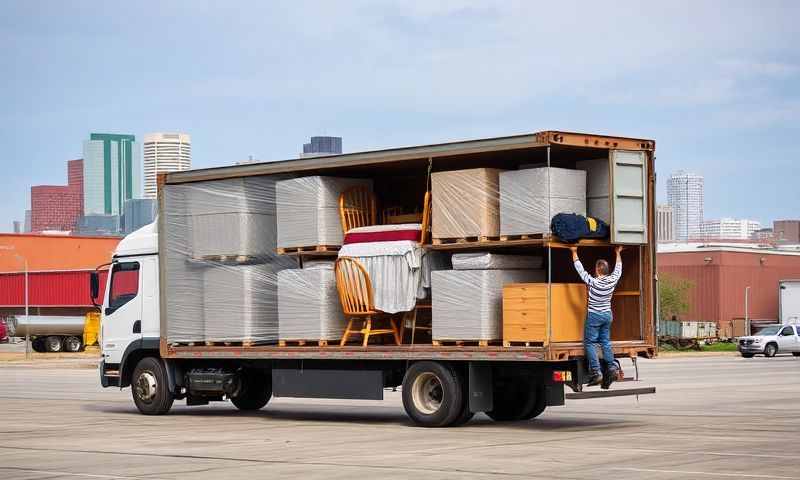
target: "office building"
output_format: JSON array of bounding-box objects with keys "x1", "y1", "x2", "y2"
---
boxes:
[
  {"x1": 667, "y1": 170, "x2": 704, "y2": 241},
  {"x1": 30, "y1": 159, "x2": 84, "y2": 232},
  {"x1": 656, "y1": 204, "x2": 675, "y2": 242},
  {"x1": 752, "y1": 227, "x2": 775, "y2": 243},
  {"x1": 24, "y1": 210, "x2": 31, "y2": 233},
  {"x1": 142, "y1": 132, "x2": 191, "y2": 199},
  {"x1": 75, "y1": 214, "x2": 121, "y2": 236},
  {"x1": 12, "y1": 221, "x2": 21, "y2": 233},
  {"x1": 700, "y1": 218, "x2": 761, "y2": 240},
  {"x1": 122, "y1": 198, "x2": 156, "y2": 234},
  {"x1": 773, "y1": 220, "x2": 800, "y2": 244},
  {"x1": 301, "y1": 136, "x2": 342, "y2": 158},
  {"x1": 83, "y1": 133, "x2": 141, "y2": 216}
]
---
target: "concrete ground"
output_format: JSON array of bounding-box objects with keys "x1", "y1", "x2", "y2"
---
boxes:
[{"x1": 0, "y1": 355, "x2": 798, "y2": 479}]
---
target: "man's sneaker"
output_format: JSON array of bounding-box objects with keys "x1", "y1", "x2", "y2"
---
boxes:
[
  {"x1": 587, "y1": 371, "x2": 603, "y2": 386},
  {"x1": 601, "y1": 368, "x2": 618, "y2": 390}
]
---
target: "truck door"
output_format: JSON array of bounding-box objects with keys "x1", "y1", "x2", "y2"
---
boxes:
[
  {"x1": 779, "y1": 282, "x2": 800, "y2": 324},
  {"x1": 610, "y1": 150, "x2": 648, "y2": 244},
  {"x1": 776, "y1": 326, "x2": 795, "y2": 353},
  {"x1": 102, "y1": 261, "x2": 142, "y2": 364}
]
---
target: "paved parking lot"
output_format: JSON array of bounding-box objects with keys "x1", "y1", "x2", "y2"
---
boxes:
[{"x1": 0, "y1": 354, "x2": 798, "y2": 479}]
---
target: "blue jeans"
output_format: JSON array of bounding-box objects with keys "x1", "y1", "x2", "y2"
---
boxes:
[{"x1": 584, "y1": 311, "x2": 615, "y2": 374}]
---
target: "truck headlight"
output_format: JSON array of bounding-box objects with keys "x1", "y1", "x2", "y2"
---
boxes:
[{"x1": 753, "y1": 338, "x2": 762, "y2": 343}]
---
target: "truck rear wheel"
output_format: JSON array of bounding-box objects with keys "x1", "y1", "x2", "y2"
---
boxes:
[
  {"x1": 402, "y1": 361, "x2": 464, "y2": 427},
  {"x1": 44, "y1": 335, "x2": 63, "y2": 352},
  {"x1": 64, "y1": 336, "x2": 82, "y2": 352},
  {"x1": 231, "y1": 369, "x2": 272, "y2": 411},
  {"x1": 131, "y1": 357, "x2": 174, "y2": 415},
  {"x1": 486, "y1": 379, "x2": 545, "y2": 421}
]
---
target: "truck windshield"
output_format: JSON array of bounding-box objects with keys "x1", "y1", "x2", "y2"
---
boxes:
[{"x1": 756, "y1": 326, "x2": 781, "y2": 335}]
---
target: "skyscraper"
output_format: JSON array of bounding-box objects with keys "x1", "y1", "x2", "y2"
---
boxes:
[
  {"x1": 142, "y1": 132, "x2": 191, "y2": 199},
  {"x1": 83, "y1": 133, "x2": 141, "y2": 216},
  {"x1": 30, "y1": 159, "x2": 84, "y2": 232},
  {"x1": 667, "y1": 170, "x2": 704, "y2": 242}
]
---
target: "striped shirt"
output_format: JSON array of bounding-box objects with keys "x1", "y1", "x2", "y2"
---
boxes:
[{"x1": 573, "y1": 259, "x2": 622, "y2": 313}]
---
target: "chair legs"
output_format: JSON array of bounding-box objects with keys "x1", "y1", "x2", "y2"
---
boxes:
[{"x1": 340, "y1": 315, "x2": 401, "y2": 346}]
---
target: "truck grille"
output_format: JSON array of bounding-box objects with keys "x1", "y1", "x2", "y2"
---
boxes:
[{"x1": 739, "y1": 339, "x2": 754, "y2": 346}]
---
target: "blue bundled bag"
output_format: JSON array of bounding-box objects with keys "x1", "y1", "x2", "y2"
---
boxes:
[{"x1": 550, "y1": 213, "x2": 609, "y2": 243}]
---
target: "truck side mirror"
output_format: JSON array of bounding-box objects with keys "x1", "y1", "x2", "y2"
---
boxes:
[{"x1": 90, "y1": 272, "x2": 100, "y2": 307}]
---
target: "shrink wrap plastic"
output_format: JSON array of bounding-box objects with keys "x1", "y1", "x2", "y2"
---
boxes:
[
  {"x1": 163, "y1": 178, "x2": 297, "y2": 344},
  {"x1": 432, "y1": 269, "x2": 546, "y2": 341},
  {"x1": 431, "y1": 168, "x2": 504, "y2": 239},
  {"x1": 499, "y1": 167, "x2": 586, "y2": 236},
  {"x1": 451, "y1": 252, "x2": 543, "y2": 270},
  {"x1": 277, "y1": 261, "x2": 348, "y2": 341},
  {"x1": 276, "y1": 176, "x2": 372, "y2": 249}
]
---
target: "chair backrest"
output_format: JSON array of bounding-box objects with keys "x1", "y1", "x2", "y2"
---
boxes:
[
  {"x1": 339, "y1": 186, "x2": 377, "y2": 234},
  {"x1": 334, "y1": 257, "x2": 375, "y2": 315},
  {"x1": 420, "y1": 190, "x2": 431, "y2": 245}
]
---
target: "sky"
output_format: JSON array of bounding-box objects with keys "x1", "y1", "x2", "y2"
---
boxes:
[{"x1": 1, "y1": 1, "x2": 798, "y2": 231}]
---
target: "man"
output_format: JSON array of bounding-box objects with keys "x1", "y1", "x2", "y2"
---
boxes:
[{"x1": 569, "y1": 245, "x2": 623, "y2": 388}]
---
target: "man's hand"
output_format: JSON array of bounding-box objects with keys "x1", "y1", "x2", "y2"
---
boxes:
[
  {"x1": 570, "y1": 246, "x2": 579, "y2": 261},
  {"x1": 615, "y1": 245, "x2": 623, "y2": 255}
]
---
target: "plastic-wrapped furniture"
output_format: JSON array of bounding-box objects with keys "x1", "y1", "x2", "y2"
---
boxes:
[
  {"x1": 431, "y1": 168, "x2": 504, "y2": 241},
  {"x1": 277, "y1": 262, "x2": 348, "y2": 345}
]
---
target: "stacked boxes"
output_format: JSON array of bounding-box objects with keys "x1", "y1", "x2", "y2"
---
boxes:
[
  {"x1": 431, "y1": 168, "x2": 504, "y2": 240},
  {"x1": 432, "y1": 269, "x2": 546, "y2": 342},
  {"x1": 499, "y1": 167, "x2": 586, "y2": 236},
  {"x1": 277, "y1": 262, "x2": 348, "y2": 342},
  {"x1": 276, "y1": 176, "x2": 372, "y2": 249}
]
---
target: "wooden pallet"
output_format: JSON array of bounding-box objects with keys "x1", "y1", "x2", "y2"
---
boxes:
[
  {"x1": 499, "y1": 233, "x2": 546, "y2": 241},
  {"x1": 502, "y1": 340, "x2": 546, "y2": 347},
  {"x1": 432, "y1": 236, "x2": 500, "y2": 245},
  {"x1": 432, "y1": 339, "x2": 497, "y2": 347},
  {"x1": 203, "y1": 340, "x2": 256, "y2": 347},
  {"x1": 276, "y1": 245, "x2": 339, "y2": 255},
  {"x1": 278, "y1": 339, "x2": 335, "y2": 347}
]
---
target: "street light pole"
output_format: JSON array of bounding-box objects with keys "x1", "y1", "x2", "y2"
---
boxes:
[
  {"x1": 23, "y1": 256, "x2": 29, "y2": 360},
  {"x1": 745, "y1": 286, "x2": 751, "y2": 336}
]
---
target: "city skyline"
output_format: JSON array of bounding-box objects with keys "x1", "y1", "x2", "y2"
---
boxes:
[{"x1": 2, "y1": 2, "x2": 799, "y2": 231}]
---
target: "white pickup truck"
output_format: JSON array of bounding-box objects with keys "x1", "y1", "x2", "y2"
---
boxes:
[{"x1": 738, "y1": 324, "x2": 800, "y2": 358}]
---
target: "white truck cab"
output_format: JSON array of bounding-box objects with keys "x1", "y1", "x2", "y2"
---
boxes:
[
  {"x1": 93, "y1": 222, "x2": 160, "y2": 386},
  {"x1": 738, "y1": 324, "x2": 800, "y2": 358}
]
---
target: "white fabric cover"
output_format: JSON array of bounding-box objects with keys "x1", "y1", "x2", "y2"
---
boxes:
[
  {"x1": 451, "y1": 252, "x2": 543, "y2": 270},
  {"x1": 276, "y1": 176, "x2": 372, "y2": 248},
  {"x1": 576, "y1": 158, "x2": 611, "y2": 223},
  {"x1": 432, "y1": 269, "x2": 546, "y2": 341},
  {"x1": 278, "y1": 263, "x2": 348, "y2": 341},
  {"x1": 500, "y1": 167, "x2": 586, "y2": 236}
]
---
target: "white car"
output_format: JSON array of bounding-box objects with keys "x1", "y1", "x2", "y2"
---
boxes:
[{"x1": 738, "y1": 324, "x2": 800, "y2": 358}]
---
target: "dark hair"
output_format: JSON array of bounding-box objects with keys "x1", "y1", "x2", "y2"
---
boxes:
[{"x1": 595, "y1": 259, "x2": 609, "y2": 275}]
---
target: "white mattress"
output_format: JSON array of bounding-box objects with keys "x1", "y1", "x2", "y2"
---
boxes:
[
  {"x1": 451, "y1": 252, "x2": 543, "y2": 270},
  {"x1": 432, "y1": 269, "x2": 546, "y2": 341}
]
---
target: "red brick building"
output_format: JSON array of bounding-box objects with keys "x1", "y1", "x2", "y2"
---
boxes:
[{"x1": 30, "y1": 159, "x2": 83, "y2": 232}]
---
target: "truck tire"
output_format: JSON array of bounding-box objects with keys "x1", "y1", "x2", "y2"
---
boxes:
[
  {"x1": 486, "y1": 379, "x2": 543, "y2": 421},
  {"x1": 32, "y1": 338, "x2": 46, "y2": 353},
  {"x1": 764, "y1": 343, "x2": 778, "y2": 358},
  {"x1": 44, "y1": 335, "x2": 63, "y2": 352},
  {"x1": 402, "y1": 361, "x2": 464, "y2": 427},
  {"x1": 131, "y1": 357, "x2": 174, "y2": 415},
  {"x1": 64, "y1": 336, "x2": 82, "y2": 352},
  {"x1": 231, "y1": 369, "x2": 272, "y2": 411}
]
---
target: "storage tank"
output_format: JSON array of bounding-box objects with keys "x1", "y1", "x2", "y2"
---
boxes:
[{"x1": 9, "y1": 316, "x2": 85, "y2": 337}]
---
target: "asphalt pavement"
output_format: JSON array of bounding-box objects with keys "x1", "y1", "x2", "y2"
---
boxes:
[{"x1": 0, "y1": 354, "x2": 798, "y2": 479}]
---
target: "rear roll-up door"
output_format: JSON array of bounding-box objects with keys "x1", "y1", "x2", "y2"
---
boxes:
[{"x1": 610, "y1": 150, "x2": 647, "y2": 244}]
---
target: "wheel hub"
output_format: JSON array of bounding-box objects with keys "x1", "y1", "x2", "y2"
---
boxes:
[
  {"x1": 411, "y1": 372, "x2": 444, "y2": 414},
  {"x1": 135, "y1": 371, "x2": 158, "y2": 403}
]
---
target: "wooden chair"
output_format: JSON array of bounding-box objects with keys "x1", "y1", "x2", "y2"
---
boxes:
[
  {"x1": 335, "y1": 257, "x2": 401, "y2": 346},
  {"x1": 339, "y1": 186, "x2": 377, "y2": 234},
  {"x1": 420, "y1": 190, "x2": 431, "y2": 246}
]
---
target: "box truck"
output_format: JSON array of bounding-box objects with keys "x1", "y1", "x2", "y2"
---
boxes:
[{"x1": 94, "y1": 131, "x2": 657, "y2": 427}]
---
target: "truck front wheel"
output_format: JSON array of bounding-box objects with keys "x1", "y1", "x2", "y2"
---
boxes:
[
  {"x1": 131, "y1": 357, "x2": 174, "y2": 415},
  {"x1": 402, "y1": 361, "x2": 464, "y2": 427},
  {"x1": 231, "y1": 369, "x2": 272, "y2": 411}
]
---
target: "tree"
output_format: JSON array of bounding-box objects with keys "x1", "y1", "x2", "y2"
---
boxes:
[{"x1": 659, "y1": 273, "x2": 694, "y2": 322}]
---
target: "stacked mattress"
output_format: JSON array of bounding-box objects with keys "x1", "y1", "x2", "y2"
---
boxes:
[
  {"x1": 451, "y1": 252, "x2": 543, "y2": 270},
  {"x1": 276, "y1": 176, "x2": 373, "y2": 249},
  {"x1": 499, "y1": 167, "x2": 586, "y2": 236},
  {"x1": 277, "y1": 261, "x2": 348, "y2": 342},
  {"x1": 432, "y1": 269, "x2": 546, "y2": 341},
  {"x1": 431, "y1": 168, "x2": 504, "y2": 240}
]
